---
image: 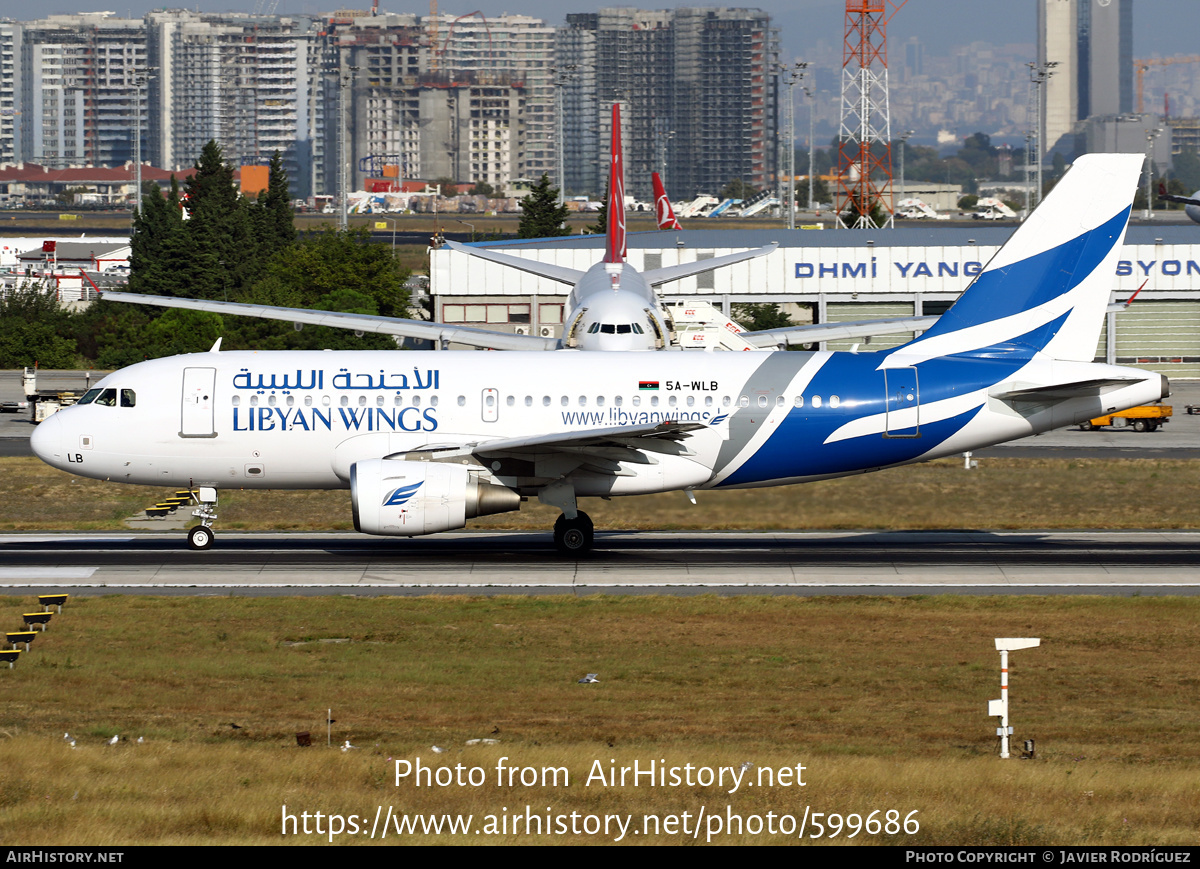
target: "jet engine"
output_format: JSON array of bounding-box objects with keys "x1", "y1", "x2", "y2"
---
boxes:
[{"x1": 350, "y1": 458, "x2": 520, "y2": 536}]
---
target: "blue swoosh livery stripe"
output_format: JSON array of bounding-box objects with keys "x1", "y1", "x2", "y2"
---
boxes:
[{"x1": 911, "y1": 207, "x2": 1129, "y2": 344}]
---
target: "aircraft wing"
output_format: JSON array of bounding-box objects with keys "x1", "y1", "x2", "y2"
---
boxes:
[
  {"x1": 400, "y1": 420, "x2": 706, "y2": 475},
  {"x1": 644, "y1": 243, "x2": 777, "y2": 287},
  {"x1": 98, "y1": 291, "x2": 558, "y2": 351},
  {"x1": 1159, "y1": 192, "x2": 1200, "y2": 206},
  {"x1": 442, "y1": 239, "x2": 586, "y2": 285},
  {"x1": 740, "y1": 315, "x2": 939, "y2": 348}
]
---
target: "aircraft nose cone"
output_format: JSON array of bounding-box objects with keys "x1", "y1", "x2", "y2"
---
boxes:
[{"x1": 30, "y1": 414, "x2": 63, "y2": 467}]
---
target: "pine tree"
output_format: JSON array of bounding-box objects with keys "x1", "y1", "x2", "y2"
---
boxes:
[
  {"x1": 254, "y1": 151, "x2": 295, "y2": 252},
  {"x1": 129, "y1": 179, "x2": 192, "y2": 297},
  {"x1": 518, "y1": 174, "x2": 571, "y2": 239},
  {"x1": 181, "y1": 140, "x2": 259, "y2": 299}
]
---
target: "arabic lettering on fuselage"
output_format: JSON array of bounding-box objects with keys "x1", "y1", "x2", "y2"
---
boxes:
[{"x1": 232, "y1": 368, "x2": 440, "y2": 392}]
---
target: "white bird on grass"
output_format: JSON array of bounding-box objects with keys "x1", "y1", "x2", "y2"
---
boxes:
[{"x1": 578, "y1": 673, "x2": 600, "y2": 684}]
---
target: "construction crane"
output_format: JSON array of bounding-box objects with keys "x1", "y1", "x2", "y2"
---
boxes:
[{"x1": 1136, "y1": 56, "x2": 1200, "y2": 114}]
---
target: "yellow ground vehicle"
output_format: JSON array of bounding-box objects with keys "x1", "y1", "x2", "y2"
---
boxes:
[{"x1": 1080, "y1": 404, "x2": 1172, "y2": 432}]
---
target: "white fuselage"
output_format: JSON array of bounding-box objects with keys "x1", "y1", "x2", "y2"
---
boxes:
[{"x1": 32, "y1": 348, "x2": 1165, "y2": 500}]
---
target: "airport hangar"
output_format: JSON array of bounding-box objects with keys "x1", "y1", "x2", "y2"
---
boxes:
[{"x1": 430, "y1": 225, "x2": 1200, "y2": 379}]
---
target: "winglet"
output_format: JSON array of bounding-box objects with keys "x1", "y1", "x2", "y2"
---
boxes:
[
  {"x1": 605, "y1": 104, "x2": 626, "y2": 264},
  {"x1": 652, "y1": 172, "x2": 681, "y2": 230}
]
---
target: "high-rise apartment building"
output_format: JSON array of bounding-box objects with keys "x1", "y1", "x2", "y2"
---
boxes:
[
  {"x1": 432, "y1": 13, "x2": 555, "y2": 182},
  {"x1": 558, "y1": 7, "x2": 778, "y2": 201},
  {"x1": 327, "y1": 11, "x2": 545, "y2": 193},
  {"x1": 146, "y1": 10, "x2": 325, "y2": 198},
  {"x1": 20, "y1": 14, "x2": 146, "y2": 169},
  {"x1": 0, "y1": 22, "x2": 21, "y2": 165}
]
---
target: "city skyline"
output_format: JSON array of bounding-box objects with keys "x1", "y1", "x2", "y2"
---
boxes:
[{"x1": 2, "y1": 0, "x2": 1200, "y2": 61}]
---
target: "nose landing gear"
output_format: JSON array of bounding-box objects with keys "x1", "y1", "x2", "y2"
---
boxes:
[{"x1": 187, "y1": 486, "x2": 218, "y2": 551}]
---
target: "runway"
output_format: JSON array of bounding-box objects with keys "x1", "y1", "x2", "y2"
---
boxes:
[{"x1": 1, "y1": 530, "x2": 1198, "y2": 596}]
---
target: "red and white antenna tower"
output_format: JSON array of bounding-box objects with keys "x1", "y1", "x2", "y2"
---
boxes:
[{"x1": 836, "y1": 0, "x2": 906, "y2": 228}]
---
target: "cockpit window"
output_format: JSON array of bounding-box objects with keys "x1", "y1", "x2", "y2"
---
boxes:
[
  {"x1": 94, "y1": 388, "x2": 117, "y2": 407},
  {"x1": 633, "y1": 323, "x2": 645, "y2": 334},
  {"x1": 600, "y1": 324, "x2": 616, "y2": 334},
  {"x1": 120, "y1": 389, "x2": 136, "y2": 408},
  {"x1": 616, "y1": 324, "x2": 631, "y2": 334},
  {"x1": 77, "y1": 388, "x2": 101, "y2": 406},
  {"x1": 588, "y1": 322, "x2": 600, "y2": 334}
]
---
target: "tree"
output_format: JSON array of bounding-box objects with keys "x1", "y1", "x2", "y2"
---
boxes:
[
  {"x1": 182, "y1": 140, "x2": 260, "y2": 299},
  {"x1": 795, "y1": 176, "x2": 829, "y2": 207},
  {"x1": 518, "y1": 174, "x2": 571, "y2": 239},
  {"x1": 254, "y1": 151, "x2": 295, "y2": 253},
  {"x1": 719, "y1": 178, "x2": 758, "y2": 200},
  {"x1": 1172, "y1": 147, "x2": 1200, "y2": 193},
  {"x1": 0, "y1": 282, "x2": 78, "y2": 368},
  {"x1": 470, "y1": 180, "x2": 496, "y2": 197},
  {"x1": 129, "y1": 179, "x2": 192, "y2": 297},
  {"x1": 731, "y1": 303, "x2": 795, "y2": 332}
]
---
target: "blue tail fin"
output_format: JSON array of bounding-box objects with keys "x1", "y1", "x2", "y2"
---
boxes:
[{"x1": 903, "y1": 153, "x2": 1143, "y2": 362}]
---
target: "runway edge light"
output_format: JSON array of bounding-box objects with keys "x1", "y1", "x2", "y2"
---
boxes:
[{"x1": 990, "y1": 638, "x2": 1040, "y2": 759}]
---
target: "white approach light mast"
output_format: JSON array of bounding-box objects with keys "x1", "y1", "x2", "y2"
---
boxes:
[{"x1": 989, "y1": 638, "x2": 1040, "y2": 759}]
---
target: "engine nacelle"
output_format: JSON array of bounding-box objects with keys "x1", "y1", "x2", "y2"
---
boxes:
[{"x1": 350, "y1": 458, "x2": 520, "y2": 537}]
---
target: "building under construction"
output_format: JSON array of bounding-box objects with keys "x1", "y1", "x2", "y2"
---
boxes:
[
  {"x1": 558, "y1": 7, "x2": 778, "y2": 201},
  {"x1": 328, "y1": 11, "x2": 549, "y2": 194},
  {"x1": 19, "y1": 14, "x2": 147, "y2": 169},
  {"x1": 146, "y1": 10, "x2": 325, "y2": 199}
]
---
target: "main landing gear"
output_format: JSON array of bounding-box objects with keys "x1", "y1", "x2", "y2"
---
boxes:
[
  {"x1": 187, "y1": 486, "x2": 218, "y2": 551},
  {"x1": 553, "y1": 511, "x2": 594, "y2": 555}
]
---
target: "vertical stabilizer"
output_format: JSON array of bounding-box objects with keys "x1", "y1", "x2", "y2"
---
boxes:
[
  {"x1": 605, "y1": 104, "x2": 627, "y2": 263},
  {"x1": 901, "y1": 153, "x2": 1144, "y2": 362},
  {"x1": 652, "y1": 172, "x2": 682, "y2": 230}
]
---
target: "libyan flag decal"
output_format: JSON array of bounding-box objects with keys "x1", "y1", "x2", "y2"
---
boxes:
[{"x1": 638, "y1": 381, "x2": 659, "y2": 390}]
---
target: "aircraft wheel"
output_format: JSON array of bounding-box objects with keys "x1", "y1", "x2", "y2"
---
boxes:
[
  {"x1": 187, "y1": 525, "x2": 215, "y2": 551},
  {"x1": 553, "y1": 512, "x2": 594, "y2": 555}
]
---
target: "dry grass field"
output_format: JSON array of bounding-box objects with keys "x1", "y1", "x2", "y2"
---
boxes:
[
  {"x1": 0, "y1": 594, "x2": 1197, "y2": 845},
  {"x1": 4, "y1": 455, "x2": 1200, "y2": 532},
  {"x1": 3, "y1": 457, "x2": 1199, "y2": 845}
]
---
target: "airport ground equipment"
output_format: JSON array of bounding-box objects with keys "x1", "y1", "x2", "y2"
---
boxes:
[
  {"x1": 1080, "y1": 404, "x2": 1172, "y2": 432},
  {"x1": 989, "y1": 638, "x2": 1040, "y2": 759}
]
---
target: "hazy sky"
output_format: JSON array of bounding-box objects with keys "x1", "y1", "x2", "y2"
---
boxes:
[{"x1": 0, "y1": 0, "x2": 1196, "y2": 61}]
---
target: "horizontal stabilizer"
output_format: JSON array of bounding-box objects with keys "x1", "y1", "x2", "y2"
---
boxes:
[
  {"x1": 99, "y1": 291, "x2": 558, "y2": 351},
  {"x1": 442, "y1": 239, "x2": 586, "y2": 286},
  {"x1": 990, "y1": 378, "x2": 1143, "y2": 402},
  {"x1": 645, "y1": 243, "x2": 777, "y2": 287}
]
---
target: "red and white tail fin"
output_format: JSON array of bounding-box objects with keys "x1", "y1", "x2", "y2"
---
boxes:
[
  {"x1": 604, "y1": 103, "x2": 626, "y2": 264},
  {"x1": 652, "y1": 172, "x2": 681, "y2": 230}
]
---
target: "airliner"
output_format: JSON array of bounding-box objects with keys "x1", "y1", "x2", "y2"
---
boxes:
[
  {"x1": 32, "y1": 151, "x2": 1165, "y2": 553},
  {"x1": 100, "y1": 105, "x2": 928, "y2": 352}
]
